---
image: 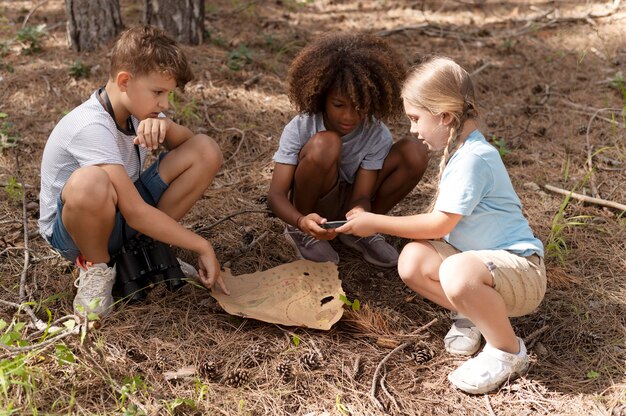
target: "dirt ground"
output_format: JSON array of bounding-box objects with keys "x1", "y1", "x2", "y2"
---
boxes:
[{"x1": 0, "y1": 0, "x2": 625, "y2": 415}]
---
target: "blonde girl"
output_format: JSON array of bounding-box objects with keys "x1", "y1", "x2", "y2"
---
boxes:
[{"x1": 337, "y1": 56, "x2": 546, "y2": 394}]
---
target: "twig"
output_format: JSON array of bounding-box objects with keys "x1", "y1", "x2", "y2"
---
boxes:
[
  {"x1": 194, "y1": 209, "x2": 271, "y2": 234},
  {"x1": 203, "y1": 107, "x2": 247, "y2": 165},
  {"x1": 470, "y1": 61, "x2": 491, "y2": 77},
  {"x1": 223, "y1": 230, "x2": 269, "y2": 265},
  {"x1": 544, "y1": 184, "x2": 626, "y2": 212},
  {"x1": 380, "y1": 371, "x2": 401, "y2": 413},
  {"x1": 523, "y1": 324, "x2": 550, "y2": 349},
  {"x1": 21, "y1": 0, "x2": 50, "y2": 29},
  {"x1": 243, "y1": 73, "x2": 262, "y2": 89},
  {"x1": 351, "y1": 355, "x2": 362, "y2": 380},
  {"x1": 370, "y1": 341, "x2": 411, "y2": 412},
  {"x1": 17, "y1": 155, "x2": 29, "y2": 305},
  {"x1": 484, "y1": 394, "x2": 497, "y2": 416}
]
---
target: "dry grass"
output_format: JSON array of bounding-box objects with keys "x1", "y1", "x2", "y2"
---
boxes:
[{"x1": 0, "y1": 0, "x2": 625, "y2": 414}]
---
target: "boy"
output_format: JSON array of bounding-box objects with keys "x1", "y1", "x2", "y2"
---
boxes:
[{"x1": 39, "y1": 25, "x2": 229, "y2": 318}]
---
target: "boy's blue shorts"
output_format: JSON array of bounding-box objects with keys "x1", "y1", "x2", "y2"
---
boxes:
[{"x1": 47, "y1": 153, "x2": 169, "y2": 261}]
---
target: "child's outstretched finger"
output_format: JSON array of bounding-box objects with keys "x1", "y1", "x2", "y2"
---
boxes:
[{"x1": 216, "y1": 275, "x2": 230, "y2": 295}]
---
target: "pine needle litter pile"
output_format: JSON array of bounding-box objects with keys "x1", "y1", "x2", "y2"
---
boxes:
[{"x1": 0, "y1": 0, "x2": 624, "y2": 414}]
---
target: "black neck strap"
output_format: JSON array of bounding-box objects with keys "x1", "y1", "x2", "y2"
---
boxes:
[{"x1": 98, "y1": 86, "x2": 135, "y2": 135}]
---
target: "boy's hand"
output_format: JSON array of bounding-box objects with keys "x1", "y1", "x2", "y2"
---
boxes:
[
  {"x1": 134, "y1": 117, "x2": 171, "y2": 150},
  {"x1": 197, "y1": 246, "x2": 230, "y2": 295},
  {"x1": 298, "y1": 213, "x2": 337, "y2": 240},
  {"x1": 336, "y1": 211, "x2": 377, "y2": 237}
]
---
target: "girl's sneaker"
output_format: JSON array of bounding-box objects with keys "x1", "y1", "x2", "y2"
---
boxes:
[
  {"x1": 448, "y1": 337, "x2": 529, "y2": 394},
  {"x1": 444, "y1": 313, "x2": 482, "y2": 356}
]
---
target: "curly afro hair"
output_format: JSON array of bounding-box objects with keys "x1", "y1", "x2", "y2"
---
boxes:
[{"x1": 287, "y1": 32, "x2": 407, "y2": 122}]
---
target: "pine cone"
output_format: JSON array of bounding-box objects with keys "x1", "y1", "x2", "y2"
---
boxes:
[
  {"x1": 223, "y1": 369, "x2": 249, "y2": 388},
  {"x1": 276, "y1": 359, "x2": 293, "y2": 382},
  {"x1": 413, "y1": 347, "x2": 433, "y2": 364},
  {"x1": 199, "y1": 359, "x2": 218, "y2": 380},
  {"x1": 242, "y1": 344, "x2": 265, "y2": 368},
  {"x1": 126, "y1": 347, "x2": 148, "y2": 362},
  {"x1": 299, "y1": 352, "x2": 322, "y2": 371},
  {"x1": 154, "y1": 350, "x2": 170, "y2": 371}
]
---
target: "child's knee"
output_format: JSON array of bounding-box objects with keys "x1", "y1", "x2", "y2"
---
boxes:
[
  {"x1": 300, "y1": 131, "x2": 341, "y2": 167},
  {"x1": 439, "y1": 254, "x2": 486, "y2": 300},
  {"x1": 64, "y1": 167, "x2": 114, "y2": 209},
  {"x1": 192, "y1": 134, "x2": 223, "y2": 169},
  {"x1": 398, "y1": 242, "x2": 430, "y2": 285}
]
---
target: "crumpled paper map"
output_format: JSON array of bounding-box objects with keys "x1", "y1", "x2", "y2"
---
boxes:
[{"x1": 210, "y1": 260, "x2": 345, "y2": 330}]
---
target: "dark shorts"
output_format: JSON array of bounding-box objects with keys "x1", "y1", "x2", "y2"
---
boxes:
[{"x1": 47, "y1": 153, "x2": 169, "y2": 261}]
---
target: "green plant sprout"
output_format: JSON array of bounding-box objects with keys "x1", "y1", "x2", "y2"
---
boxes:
[
  {"x1": 3, "y1": 177, "x2": 23, "y2": 202},
  {"x1": 545, "y1": 174, "x2": 593, "y2": 265},
  {"x1": 227, "y1": 44, "x2": 253, "y2": 71},
  {"x1": 16, "y1": 24, "x2": 46, "y2": 55},
  {"x1": 68, "y1": 59, "x2": 90, "y2": 79},
  {"x1": 339, "y1": 294, "x2": 361, "y2": 312},
  {"x1": 491, "y1": 135, "x2": 510, "y2": 159}
]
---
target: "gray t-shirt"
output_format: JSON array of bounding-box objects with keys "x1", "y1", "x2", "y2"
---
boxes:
[
  {"x1": 273, "y1": 113, "x2": 393, "y2": 184},
  {"x1": 38, "y1": 91, "x2": 145, "y2": 239}
]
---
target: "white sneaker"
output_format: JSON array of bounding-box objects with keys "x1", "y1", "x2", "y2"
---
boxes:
[
  {"x1": 73, "y1": 263, "x2": 116, "y2": 318},
  {"x1": 444, "y1": 313, "x2": 482, "y2": 356},
  {"x1": 448, "y1": 337, "x2": 529, "y2": 394}
]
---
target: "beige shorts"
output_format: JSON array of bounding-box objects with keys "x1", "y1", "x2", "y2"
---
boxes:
[{"x1": 428, "y1": 240, "x2": 547, "y2": 317}]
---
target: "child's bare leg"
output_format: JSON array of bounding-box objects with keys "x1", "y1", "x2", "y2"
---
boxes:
[
  {"x1": 439, "y1": 253, "x2": 519, "y2": 354},
  {"x1": 398, "y1": 241, "x2": 455, "y2": 310},
  {"x1": 157, "y1": 134, "x2": 222, "y2": 221},
  {"x1": 371, "y1": 137, "x2": 428, "y2": 214},
  {"x1": 61, "y1": 166, "x2": 117, "y2": 263},
  {"x1": 293, "y1": 131, "x2": 341, "y2": 214}
]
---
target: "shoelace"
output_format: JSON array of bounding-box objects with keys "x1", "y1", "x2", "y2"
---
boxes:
[
  {"x1": 74, "y1": 267, "x2": 114, "y2": 298},
  {"x1": 286, "y1": 228, "x2": 319, "y2": 248},
  {"x1": 350, "y1": 233, "x2": 385, "y2": 245}
]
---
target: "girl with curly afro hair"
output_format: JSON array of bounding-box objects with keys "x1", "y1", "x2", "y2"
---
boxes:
[{"x1": 268, "y1": 32, "x2": 429, "y2": 267}]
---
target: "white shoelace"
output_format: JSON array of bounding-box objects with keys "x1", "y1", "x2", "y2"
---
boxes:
[{"x1": 74, "y1": 267, "x2": 114, "y2": 298}]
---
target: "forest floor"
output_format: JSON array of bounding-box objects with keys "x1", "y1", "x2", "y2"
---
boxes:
[{"x1": 0, "y1": 0, "x2": 625, "y2": 415}]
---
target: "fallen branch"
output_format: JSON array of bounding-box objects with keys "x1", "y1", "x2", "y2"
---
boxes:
[
  {"x1": 204, "y1": 107, "x2": 247, "y2": 165},
  {"x1": 21, "y1": 0, "x2": 50, "y2": 29},
  {"x1": 370, "y1": 341, "x2": 411, "y2": 412},
  {"x1": 222, "y1": 230, "x2": 269, "y2": 266},
  {"x1": 544, "y1": 184, "x2": 626, "y2": 212},
  {"x1": 380, "y1": 371, "x2": 401, "y2": 413},
  {"x1": 194, "y1": 209, "x2": 271, "y2": 234},
  {"x1": 524, "y1": 324, "x2": 551, "y2": 349}
]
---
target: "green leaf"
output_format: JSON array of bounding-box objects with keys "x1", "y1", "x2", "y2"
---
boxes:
[
  {"x1": 339, "y1": 294, "x2": 352, "y2": 306},
  {"x1": 291, "y1": 334, "x2": 300, "y2": 347},
  {"x1": 0, "y1": 319, "x2": 7, "y2": 331},
  {"x1": 351, "y1": 298, "x2": 361, "y2": 312},
  {"x1": 63, "y1": 319, "x2": 76, "y2": 331},
  {"x1": 0, "y1": 112, "x2": 7, "y2": 118},
  {"x1": 586, "y1": 370, "x2": 600, "y2": 379},
  {"x1": 55, "y1": 344, "x2": 75, "y2": 365},
  {"x1": 87, "y1": 312, "x2": 100, "y2": 321}
]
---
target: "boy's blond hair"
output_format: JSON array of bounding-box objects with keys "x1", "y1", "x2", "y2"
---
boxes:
[{"x1": 109, "y1": 25, "x2": 193, "y2": 88}]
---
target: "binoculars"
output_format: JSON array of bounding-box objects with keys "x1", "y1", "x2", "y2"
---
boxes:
[{"x1": 111, "y1": 236, "x2": 186, "y2": 302}]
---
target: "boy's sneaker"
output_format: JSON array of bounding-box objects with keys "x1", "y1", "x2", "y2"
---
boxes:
[
  {"x1": 338, "y1": 233, "x2": 398, "y2": 268},
  {"x1": 73, "y1": 262, "x2": 116, "y2": 318},
  {"x1": 444, "y1": 312, "x2": 482, "y2": 356},
  {"x1": 448, "y1": 337, "x2": 529, "y2": 394},
  {"x1": 285, "y1": 225, "x2": 339, "y2": 264}
]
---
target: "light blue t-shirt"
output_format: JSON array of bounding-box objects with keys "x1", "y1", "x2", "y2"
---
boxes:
[
  {"x1": 273, "y1": 113, "x2": 392, "y2": 184},
  {"x1": 434, "y1": 130, "x2": 544, "y2": 257}
]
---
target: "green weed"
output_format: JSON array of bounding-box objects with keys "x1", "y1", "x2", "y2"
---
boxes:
[
  {"x1": 16, "y1": 24, "x2": 46, "y2": 55},
  {"x1": 545, "y1": 178, "x2": 592, "y2": 265},
  {"x1": 491, "y1": 135, "x2": 510, "y2": 159},
  {"x1": 339, "y1": 294, "x2": 361, "y2": 312},
  {"x1": 167, "y1": 91, "x2": 200, "y2": 124},
  {"x1": 227, "y1": 44, "x2": 252, "y2": 71},
  {"x1": 3, "y1": 177, "x2": 23, "y2": 202},
  {"x1": 68, "y1": 59, "x2": 90, "y2": 79},
  {"x1": 0, "y1": 117, "x2": 20, "y2": 149}
]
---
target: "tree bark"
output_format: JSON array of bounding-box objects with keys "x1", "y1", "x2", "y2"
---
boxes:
[
  {"x1": 144, "y1": 0, "x2": 204, "y2": 45},
  {"x1": 65, "y1": 0, "x2": 123, "y2": 52}
]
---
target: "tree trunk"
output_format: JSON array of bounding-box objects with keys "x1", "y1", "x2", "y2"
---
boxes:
[
  {"x1": 144, "y1": 0, "x2": 204, "y2": 45},
  {"x1": 65, "y1": 0, "x2": 123, "y2": 52}
]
